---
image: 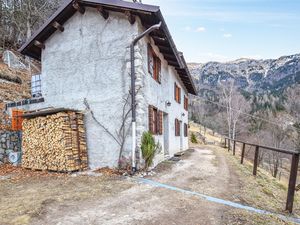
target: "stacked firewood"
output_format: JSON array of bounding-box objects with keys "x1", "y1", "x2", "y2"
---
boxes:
[{"x1": 22, "y1": 111, "x2": 88, "y2": 172}]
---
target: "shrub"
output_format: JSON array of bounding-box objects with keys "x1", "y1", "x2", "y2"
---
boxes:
[
  {"x1": 141, "y1": 132, "x2": 161, "y2": 171},
  {"x1": 191, "y1": 132, "x2": 198, "y2": 143}
]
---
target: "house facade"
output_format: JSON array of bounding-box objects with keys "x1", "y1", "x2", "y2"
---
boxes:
[{"x1": 12, "y1": 0, "x2": 196, "y2": 169}]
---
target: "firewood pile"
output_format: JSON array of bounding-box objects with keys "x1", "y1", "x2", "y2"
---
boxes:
[{"x1": 21, "y1": 110, "x2": 88, "y2": 172}]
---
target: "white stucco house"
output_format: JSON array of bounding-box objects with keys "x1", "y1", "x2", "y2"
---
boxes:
[{"x1": 9, "y1": 0, "x2": 196, "y2": 170}]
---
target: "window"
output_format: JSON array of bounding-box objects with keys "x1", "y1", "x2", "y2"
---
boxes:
[
  {"x1": 149, "y1": 105, "x2": 163, "y2": 135},
  {"x1": 148, "y1": 44, "x2": 161, "y2": 83},
  {"x1": 31, "y1": 74, "x2": 42, "y2": 98},
  {"x1": 184, "y1": 95, "x2": 188, "y2": 111},
  {"x1": 184, "y1": 123, "x2": 188, "y2": 137},
  {"x1": 12, "y1": 109, "x2": 23, "y2": 131},
  {"x1": 174, "y1": 83, "x2": 181, "y2": 103},
  {"x1": 175, "y1": 119, "x2": 181, "y2": 136}
]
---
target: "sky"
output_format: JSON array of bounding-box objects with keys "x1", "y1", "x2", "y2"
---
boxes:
[{"x1": 142, "y1": 0, "x2": 300, "y2": 63}]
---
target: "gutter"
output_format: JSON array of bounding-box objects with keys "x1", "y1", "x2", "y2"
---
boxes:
[{"x1": 130, "y1": 22, "x2": 162, "y2": 173}]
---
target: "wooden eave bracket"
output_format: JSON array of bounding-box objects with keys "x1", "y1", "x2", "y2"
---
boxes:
[
  {"x1": 97, "y1": 6, "x2": 109, "y2": 20},
  {"x1": 125, "y1": 11, "x2": 136, "y2": 25},
  {"x1": 34, "y1": 40, "x2": 45, "y2": 49},
  {"x1": 73, "y1": 1, "x2": 85, "y2": 14},
  {"x1": 52, "y1": 21, "x2": 64, "y2": 32}
]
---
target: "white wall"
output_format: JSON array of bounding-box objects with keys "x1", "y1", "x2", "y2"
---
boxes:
[
  {"x1": 135, "y1": 24, "x2": 189, "y2": 166},
  {"x1": 25, "y1": 8, "x2": 139, "y2": 169}
]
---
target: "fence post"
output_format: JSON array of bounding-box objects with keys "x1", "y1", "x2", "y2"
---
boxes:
[
  {"x1": 228, "y1": 140, "x2": 231, "y2": 152},
  {"x1": 224, "y1": 138, "x2": 227, "y2": 148},
  {"x1": 253, "y1": 146, "x2": 259, "y2": 176},
  {"x1": 233, "y1": 141, "x2": 236, "y2": 156},
  {"x1": 286, "y1": 153, "x2": 299, "y2": 213},
  {"x1": 241, "y1": 143, "x2": 245, "y2": 164}
]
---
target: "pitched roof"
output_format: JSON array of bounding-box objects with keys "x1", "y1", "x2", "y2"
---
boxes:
[{"x1": 19, "y1": 0, "x2": 197, "y2": 95}]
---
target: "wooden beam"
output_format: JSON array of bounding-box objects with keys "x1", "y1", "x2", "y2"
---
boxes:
[
  {"x1": 168, "y1": 62, "x2": 179, "y2": 67},
  {"x1": 52, "y1": 21, "x2": 64, "y2": 32},
  {"x1": 125, "y1": 11, "x2": 135, "y2": 24},
  {"x1": 73, "y1": 1, "x2": 85, "y2": 14},
  {"x1": 97, "y1": 6, "x2": 109, "y2": 20},
  {"x1": 33, "y1": 40, "x2": 45, "y2": 49}
]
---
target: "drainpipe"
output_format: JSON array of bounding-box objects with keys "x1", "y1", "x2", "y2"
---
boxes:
[{"x1": 130, "y1": 22, "x2": 162, "y2": 173}]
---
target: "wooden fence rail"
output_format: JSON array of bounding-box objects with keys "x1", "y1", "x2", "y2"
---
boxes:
[{"x1": 224, "y1": 137, "x2": 299, "y2": 213}]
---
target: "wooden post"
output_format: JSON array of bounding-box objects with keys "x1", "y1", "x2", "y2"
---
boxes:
[
  {"x1": 241, "y1": 143, "x2": 245, "y2": 164},
  {"x1": 253, "y1": 146, "x2": 259, "y2": 176},
  {"x1": 286, "y1": 153, "x2": 299, "y2": 213},
  {"x1": 228, "y1": 139, "x2": 231, "y2": 152},
  {"x1": 224, "y1": 138, "x2": 227, "y2": 148},
  {"x1": 233, "y1": 141, "x2": 236, "y2": 155}
]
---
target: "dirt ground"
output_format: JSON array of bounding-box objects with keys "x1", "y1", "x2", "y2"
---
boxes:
[{"x1": 1, "y1": 142, "x2": 298, "y2": 225}]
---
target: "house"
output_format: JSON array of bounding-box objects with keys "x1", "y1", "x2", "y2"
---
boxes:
[{"x1": 10, "y1": 0, "x2": 196, "y2": 170}]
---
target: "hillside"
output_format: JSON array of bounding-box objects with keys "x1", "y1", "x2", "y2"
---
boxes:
[
  {"x1": 0, "y1": 50, "x2": 31, "y2": 104},
  {"x1": 189, "y1": 54, "x2": 300, "y2": 98}
]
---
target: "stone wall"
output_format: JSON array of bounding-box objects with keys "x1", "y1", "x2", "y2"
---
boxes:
[{"x1": 0, "y1": 131, "x2": 21, "y2": 163}]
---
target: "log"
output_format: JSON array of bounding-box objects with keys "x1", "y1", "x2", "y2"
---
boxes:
[{"x1": 21, "y1": 111, "x2": 88, "y2": 172}]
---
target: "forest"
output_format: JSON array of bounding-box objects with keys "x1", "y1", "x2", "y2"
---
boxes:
[
  {"x1": 0, "y1": 0, "x2": 62, "y2": 49},
  {"x1": 190, "y1": 80, "x2": 300, "y2": 179}
]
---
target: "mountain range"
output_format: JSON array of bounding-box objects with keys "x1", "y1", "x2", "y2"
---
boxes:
[{"x1": 188, "y1": 54, "x2": 300, "y2": 98}]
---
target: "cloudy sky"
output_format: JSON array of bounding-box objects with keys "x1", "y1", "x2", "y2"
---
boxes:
[{"x1": 143, "y1": 0, "x2": 300, "y2": 63}]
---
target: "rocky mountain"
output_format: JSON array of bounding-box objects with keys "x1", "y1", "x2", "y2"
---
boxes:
[{"x1": 189, "y1": 54, "x2": 300, "y2": 97}]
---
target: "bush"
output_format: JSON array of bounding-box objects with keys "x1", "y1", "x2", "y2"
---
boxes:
[
  {"x1": 191, "y1": 132, "x2": 198, "y2": 143},
  {"x1": 141, "y1": 132, "x2": 161, "y2": 171}
]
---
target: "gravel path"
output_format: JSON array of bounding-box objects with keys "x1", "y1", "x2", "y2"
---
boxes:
[{"x1": 31, "y1": 147, "x2": 242, "y2": 225}]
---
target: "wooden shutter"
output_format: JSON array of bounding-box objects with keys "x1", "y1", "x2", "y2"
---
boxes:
[
  {"x1": 184, "y1": 123, "x2": 188, "y2": 137},
  {"x1": 148, "y1": 44, "x2": 154, "y2": 77},
  {"x1": 174, "y1": 83, "x2": 177, "y2": 101},
  {"x1": 178, "y1": 88, "x2": 181, "y2": 104},
  {"x1": 175, "y1": 119, "x2": 180, "y2": 136},
  {"x1": 156, "y1": 57, "x2": 161, "y2": 83},
  {"x1": 148, "y1": 105, "x2": 154, "y2": 133},
  {"x1": 158, "y1": 110, "x2": 163, "y2": 135},
  {"x1": 12, "y1": 109, "x2": 23, "y2": 131},
  {"x1": 184, "y1": 96, "x2": 188, "y2": 110}
]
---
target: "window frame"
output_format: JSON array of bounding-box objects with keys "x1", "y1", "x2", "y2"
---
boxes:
[
  {"x1": 184, "y1": 95, "x2": 188, "y2": 111},
  {"x1": 175, "y1": 119, "x2": 181, "y2": 136},
  {"x1": 149, "y1": 105, "x2": 163, "y2": 135},
  {"x1": 174, "y1": 83, "x2": 181, "y2": 104},
  {"x1": 148, "y1": 44, "x2": 161, "y2": 84},
  {"x1": 184, "y1": 123, "x2": 188, "y2": 137}
]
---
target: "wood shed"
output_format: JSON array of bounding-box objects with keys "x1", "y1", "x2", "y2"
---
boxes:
[{"x1": 21, "y1": 108, "x2": 88, "y2": 172}]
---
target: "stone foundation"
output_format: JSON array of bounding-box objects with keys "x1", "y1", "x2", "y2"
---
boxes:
[{"x1": 0, "y1": 131, "x2": 21, "y2": 163}]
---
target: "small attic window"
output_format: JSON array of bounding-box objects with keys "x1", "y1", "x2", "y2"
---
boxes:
[{"x1": 31, "y1": 74, "x2": 42, "y2": 98}]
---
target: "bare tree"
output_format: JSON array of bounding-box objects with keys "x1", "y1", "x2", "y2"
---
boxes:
[
  {"x1": 285, "y1": 85, "x2": 300, "y2": 150},
  {"x1": 220, "y1": 80, "x2": 250, "y2": 140},
  {"x1": 0, "y1": 0, "x2": 62, "y2": 49}
]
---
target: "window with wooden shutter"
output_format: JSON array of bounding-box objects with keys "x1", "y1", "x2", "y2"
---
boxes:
[
  {"x1": 12, "y1": 109, "x2": 23, "y2": 131},
  {"x1": 174, "y1": 83, "x2": 181, "y2": 103},
  {"x1": 184, "y1": 123, "x2": 188, "y2": 137},
  {"x1": 149, "y1": 105, "x2": 163, "y2": 135},
  {"x1": 184, "y1": 96, "x2": 188, "y2": 111},
  {"x1": 148, "y1": 105, "x2": 154, "y2": 133},
  {"x1": 158, "y1": 110, "x2": 163, "y2": 135},
  {"x1": 148, "y1": 44, "x2": 162, "y2": 84},
  {"x1": 175, "y1": 119, "x2": 180, "y2": 136},
  {"x1": 156, "y1": 57, "x2": 161, "y2": 84},
  {"x1": 148, "y1": 44, "x2": 154, "y2": 77}
]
